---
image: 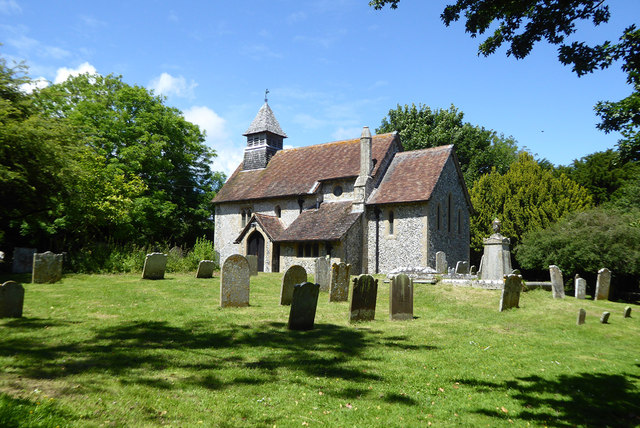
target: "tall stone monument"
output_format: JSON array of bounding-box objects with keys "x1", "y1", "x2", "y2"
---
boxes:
[
  {"x1": 478, "y1": 219, "x2": 513, "y2": 282},
  {"x1": 595, "y1": 268, "x2": 611, "y2": 301},
  {"x1": 549, "y1": 265, "x2": 565, "y2": 299}
]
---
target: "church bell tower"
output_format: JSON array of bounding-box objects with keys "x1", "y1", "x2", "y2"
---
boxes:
[{"x1": 242, "y1": 91, "x2": 287, "y2": 170}]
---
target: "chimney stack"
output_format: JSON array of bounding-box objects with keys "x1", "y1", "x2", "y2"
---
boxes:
[{"x1": 359, "y1": 126, "x2": 372, "y2": 178}]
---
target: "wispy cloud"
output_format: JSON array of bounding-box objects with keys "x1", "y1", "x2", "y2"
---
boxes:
[
  {"x1": 79, "y1": 15, "x2": 106, "y2": 29},
  {"x1": 331, "y1": 126, "x2": 363, "y2": 141},
  {"x1": 0, "y1": 0, "x2": 21, "y2": 14},
  {"x1": 241, "y1": 44, "x2": 282, "y2": 60},
  {"x1": 54, "y1": 62, "x2": 98, "y2": 83},
  {"x1": 293, "y1": 30, "x2": 347, "y2": 49},
  {"x1": 148, "y1": 72, "x2": 198, "y2": 99}
]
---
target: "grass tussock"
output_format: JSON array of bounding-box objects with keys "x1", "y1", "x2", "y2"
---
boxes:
[{"x1": 0, "y1": 273, "x2": 638, "y2": 427}]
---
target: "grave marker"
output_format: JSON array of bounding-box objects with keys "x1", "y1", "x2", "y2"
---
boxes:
[
  {"x1": 142, "y1": 253, "x2": 167, "y2": 280},
  {"x1": 0, "y1": 281, "x2": 24, "y2": 318},
  {"x1": 32, "y1": 251, "x2": 63, "y2": 284},
  {"x1": 435, "y1": 251, "x2": 447, "y2": 274},
  {"x1": 549, "y1": 265, "x2": 565, "y2": 299},
  {"x1": 577, "y1": 308, "x2": 586, "y2": 325},
  {"x1": 575, "y1": 277, "x2": 586, "y2": 299},
  {"x1": 390, "y1": 274, "x2": 413, "y2": 320},
  {"x1": 315, "y1": 256, "x2": 331, "y2": 292},
  {"x1": 329, "y1": 262, "x2": 350, "y2": 302},
  {"x1": 499, "y1": 273, "x2": 522, "y2": 311},
  {"x1": 246, "y1": 255, "x2": 258, "y2": 276},
  {"x1": 12, "y1": 247, "x2": 36, "y2": 273},
  {"x1": 196, "y1": 260, "x2": 216, "y2": 278},
  {"x1": 455, "y1": 261, "x2": 469, "y2": 275},
  {"x1": 350, "y1": 274, "x2": 378, "y2": 322},
  {"x1": 280, "y1": 265, "x2": 307, "y2": 306},
  {"x1": 623, "y1": 306, "x2": 632, "y2": 318},
  {"x1": 600, "y1": 311, "x2": 610, "y2": 324},
  {"x1": 220, "y1": 254, "x2": 250, "y2": 307},
  {"x1": 595, "y1": 268, "x2": 611, "y2": 301},
  {"x1": 288, "y1": 282, "x2": 320, "y2": 330}
]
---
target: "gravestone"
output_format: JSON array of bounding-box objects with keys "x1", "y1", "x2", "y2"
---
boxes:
[
  {"x1": 288, "y1": 282, "x2": 320, "y2": 330},
  {"x1": 196, "y1": 260, "x2": 216, "y2": 278},
  {"x1": 32, "y1": 251, "x2": 63, "y2": 284},
  {"x1": 499, "y1": 273, "x2": 522, "y2": 312},
  {"x1": 549, "y1": 265, "x2": 565, "y2": 299},
  {"x1": 315, "y1": 256, "x2": 331, "y2": 292},
  {"x1": 600, "y1": 311, "x2": 610, "y2": 324},
  {"x1": 329, "y1": 262, "x2": 350, "y2": 302},
  {"x1": 455, "y1": 261, "x2": 469, "y2": 275},
  {"x1": 0, "y1": 281, "x2": 25, "y2": 318},
  {"x1": 280, "y1": 265, "x2": 307, "y2": 306},
  {"x1": 595, "y1": 268, "x2": 611, "y2": 301},
  {"x1": 478, "y1": 219, "x2": 513, "y2": 281},
  {"x1": 390, "y1": 274, "x2": 413, "y2": 321},
  {"x1": 435, "y1": 251, "x2": 447, "y2": 274},
  {"x1": 350, "y1": 274, "x2": 378, "y2": 322},
  {"x1": 246, "y1": 255, "x2": 258, "y2": 276},
  {"x1": 469, "y1": 265, "x2": 477, "y2": 275},
  {"x1": 142, "y1": 252, "x2": 167, "y2": 280},
  {"x1": 220, "y1": 254, "x2": 250, "y2": 307},
  {"x1": 623, "y1": 306, "x2": 631, "y2": 318},
  {"x1": 575, "y1": 277, "x2": 586, "y2": 299},
  {"x1": 577, "y1": 308, "x2": 586, "y2": 325},
  {"x1": 12, "y1": 247, "x2": 37, "y2": 273}
]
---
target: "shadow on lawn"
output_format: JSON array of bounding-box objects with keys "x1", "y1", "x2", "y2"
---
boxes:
[
  {"x1": 457, "y1": 371, "x2": 640, "y2": 427},
  {"x1": 1, "y1": 319, "x2": 432, "y2": 397}
]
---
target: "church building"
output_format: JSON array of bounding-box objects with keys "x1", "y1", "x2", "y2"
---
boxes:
[{"x1": 213, "y1": 102, "x2": 472, "y2": 274}]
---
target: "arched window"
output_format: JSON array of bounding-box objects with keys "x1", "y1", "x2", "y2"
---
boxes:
[
  {"x1": 447, "y1": 193, "x2": 452, "y2": 233},
  {"x1": 275, "y1": 205, "x2": 281, "y2": 218},
  {"x1": 298, "y1": 199, "x2": 304, "y2": 213},
  {"x1": 241, "y1": 209, "x2": 246, "y2": 227},
  {"x1": 457, "y1": 209, "x2": 462, "y2": 234},
  {"x1": 388, "y1": 210, "x2": 394, "y2": 235},
  {"x1": 436, "y1": 204, "x2": 441, "y2": 231}
]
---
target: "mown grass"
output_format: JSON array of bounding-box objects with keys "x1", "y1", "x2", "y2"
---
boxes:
[{"x1": 1, "y1": 272, "x2": 639, "y2": 427}]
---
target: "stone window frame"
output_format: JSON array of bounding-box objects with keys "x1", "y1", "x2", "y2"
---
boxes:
[
  {"x1": 333, "y1": 185, "x2": 343, "y2": 197},
  {"x1": 457, "y1": 208, "x2": 462, "y2": 234},
  {"x1": 240, "y1": 207, "x2": 253, "y2": 228},
  {"x1": 388, "y1": 209, "x2": 395, "y2": 236},
  {"x1": 436, "y1": 203, "x2": 442, "y2": 231},
  {"x1": 447, "y1": 193, "x2": 453, "y2": 234}
]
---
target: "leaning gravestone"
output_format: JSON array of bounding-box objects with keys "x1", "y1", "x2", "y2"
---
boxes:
[
  {"x1": 0, "y1": 281, "x2": 25, "y2": 318},
  {"x1": 577, "y1": 308, "x2": 586, "y2": 325},
  {"x1": 575, "y1": 277, "x2": 586, "y2": 299},
  {"x1": 390, "y1": 274, "x2": 413, "y2": 320},
  {"x1": 595, "y1": 268, "x2": 611, "y2": 301},
  {"x1": 220, "y1": 254, "x2": 250, "y2": 307},
  {"x1": 315, "y1": 255, "x2": 331, "y2": 292},
  {"x1": 623, "y1": 306, "x2": 632, "y2": 318},
  {"x1": 499, "y1": 273, "x2": 522, "y2": 312},
  {"x1": 32, "y1": 251, "x2": 63, "y2": 284},
  {"x1": 329, "y1": 262, "x2": 350, "y2": 302},
  {"x1": 280, "y1": 265, "x2": 307, "y2": 306},
  {"x1": 549, "y1": 265, "x2": 565, "y2": 299},
  {"x1": 142, "y1": 253, "x2": 167, "y2": 280},
  {"x1": 288, "y1": 282, "x2": 320, "y2": 330},
  {"x1": 12, "y1": 247, "x2": 37, "y2": 274},
  {"x1": 600, "y1": 311, "x2": 610, "y2": 324},
  {"x1": 196, "y1": 260, "x2": 216, "y2": 278},
  {"x1": 435, "y1": 251, "x2": 447, "y2": 274},
  {"x1": 455, "y1": 261, "x2": 469, "y2": 275},
  {"x1": 246, "y1": 255, "x2": 258, "y2": 276},
  {"x1": 350, "y1": 274, "x2": 378, "y2": 322}
]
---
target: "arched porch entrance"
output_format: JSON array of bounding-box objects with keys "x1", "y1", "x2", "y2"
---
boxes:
[{"x1": 247, "y1": 231, "x2": 265, "y2": 272}]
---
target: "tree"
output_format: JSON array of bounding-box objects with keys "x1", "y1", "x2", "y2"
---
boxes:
[
  {"x1": 33, "y1": 73, "x2": 219, "y2": 246},
  {"x1": 376, "y1": 103, "x2": 518, "y2": 186},
  {"x1": 470, "y1": 152, "x2": 593, "y2": 259},
  {"x1": 369, "y1": 0, "x2": 640, "y2": 163}
]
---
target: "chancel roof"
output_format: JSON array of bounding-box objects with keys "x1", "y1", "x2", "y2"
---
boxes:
[
  {"x1": 277, "y1": 201, "x2": 361, "y2": 242},
  {"x1": 243, "y1": 103, "x2": 287, "y2": 137},
  {"x1": 234, "y1": 213, "x2": 285, "y2": 244},
  {"x1": 213, "y1": 132, "x2": 398, "y2": 203}
]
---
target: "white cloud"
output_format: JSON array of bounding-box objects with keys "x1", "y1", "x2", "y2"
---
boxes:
[
  {"x1": 54, "y1": 62, "x2": 97, "y2": 84},
  {"x1": 0, "y1": 0, "x2": 21, "y2": 14},
  {"x1": 20, "y1": 76, "x2": 49, "y2": 93},
  {"x1": 149, "y1": 72, "x2": 197, "y2": 98},
  {"x1": 332, "y1": 127, "x2": 363, "y2": 141}
]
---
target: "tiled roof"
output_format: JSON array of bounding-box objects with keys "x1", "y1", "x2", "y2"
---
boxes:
[
  {"x1": 234, "y1": 213, "x2": 285, "y2": 244},
  {"x1": 277, "y1": 201, "x2": 361, "y2": 242},
  {"x1": 367, "y1": 145, "x2": 453, "y2": 205},
  {"x1": 213, "y1": 132, "x2": 398, "y2": 203},
  {"x1": 243, "y1": 103, "x2": 287, "y2": 137}
]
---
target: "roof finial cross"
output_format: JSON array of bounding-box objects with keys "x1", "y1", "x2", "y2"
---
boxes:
[{"x1": 264, "y1": 89, "x2": 269, "y2": 104}]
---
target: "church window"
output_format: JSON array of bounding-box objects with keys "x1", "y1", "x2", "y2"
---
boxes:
[
  {"x1": 388, "y1": 210, "x2": 395, "y2": 235},
  {"x1": 333, "y1": 185, "x2": 343, "y2": 197},
  {"x1": 447, "y1": 194, "x2": 452, "y2": 233},
  {"x1": 436, "y1": 204, "x2": 441, "y2": 231},
  {"x1": 325, "y1": 242, "x2": 333, "y2": 257},
  {"x1": 298, "y1": 199, "x2": 304, "y2": 213},
  {"x1": 457, "y1": 209, "x2": 462, "y2": 234},
  {"x1": 275, "y1": 205, "x2": 281, "y2": 218},
  {"x1": 305, "y1": 243, "x2": 312, "y2": 257},
  {"x1": 312, "y1": 243, "x2": 319, "y2": 257},
  {"x1": 297, "y1": 244, "x2": 303, "y2": 258},
  {"x1": 241, "y1": 209, "x2": 246, "y2": 227}
]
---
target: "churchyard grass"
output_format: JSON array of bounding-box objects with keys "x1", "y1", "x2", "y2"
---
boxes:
[{"x1": 1, "y1": 273, "x2": 639, "y2": 427}]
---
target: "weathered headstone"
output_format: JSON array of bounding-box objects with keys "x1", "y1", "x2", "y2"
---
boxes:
[
  {"x1": 575, "y1": 277, "x2": 586, "y2": 299},
  {"x1": 220, "y1": 254, "x2": 250, "y2": 307},
  {"x1": 623, "y1": 306, "x2": 632, "y2": 318},
  {"x1": 350, "y1": 274, "x2": 378, "y2": 322},
  {"x1": 12, "y1": 247, "x2": 36, "y2": 273},
  {"x1": 280, "y1": 265, "x2": 307, "y2": 305},
  {"x1": 32, "y1": 251, "x2": 63, "y2": 284},
  {"x1": 455, "y1": 261, "x2": 469, "y2": 275},
  {"x1": 288, "y1": 282, "x2": 320, "y2": 330},
  {"x1": 600, "y1": 311, "x2": 610, "y2": 324},
  {"x1": 469, "y1": 265, "x2": 477, "y2": 275},
  {"x1": 499, "y1": 273, "x2": 522, "y2": 312},
  {"x1": 0, "y1": 281, "x2": 25, "y2": 318},
  {"x1": 577, "y1": 308, "x2": 586, "y2": 325},
  {"x1": 435, "y1": 251, "x2": 447, "y2": 274},
  {"x1": 390, "y1": 274, "x2": 413, "y2": 321},
  {"x1": 196, "y1": 260, "x2": 216, "y2": 278},
  {"x1": 329, "y1": 262, "x2": 350, "y2": 302},
  {"x1": 478, "y1": 219, "x2": 513, "y2": 281},
  {"x1": 595, "y1": 268, "x2": 611, "y2": 301},
  {"x1": 315, "y1": 255, "x2": 331, "y2": 292},
  {"x1": 549, "y1": 265, "x2": 565, "y2": 299},
  {"x1": 246, "y1": 255, "x2": 258, "y2": 276},
  {"x1": 142, "y1": 252, "x2": 167, "y2": 280}
]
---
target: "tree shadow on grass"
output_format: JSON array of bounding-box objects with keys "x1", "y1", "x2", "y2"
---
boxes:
[{"x1": 456, "y1": 371, "x2": 640, "y2": 427}]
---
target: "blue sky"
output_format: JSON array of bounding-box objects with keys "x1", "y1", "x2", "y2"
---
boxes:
[{"x1": 2, "y1": 0, "x2": 637, "y2": 176}]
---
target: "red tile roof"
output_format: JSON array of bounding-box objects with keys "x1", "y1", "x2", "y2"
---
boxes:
[
  {"x1": 367, "y1": 145, "x2": 453, "y2": 205},
  {"x1": 234, "y1": 213, "x2": 285, "y2": 244},
  {"x1": 213, "y1": 133, "x2": 398, "y2": 203},
  {"x1": 277, "y1": 201, "x2": 361, "y2": 242}
]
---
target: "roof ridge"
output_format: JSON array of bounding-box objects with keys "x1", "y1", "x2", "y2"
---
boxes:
[{"x1": 279, "y1": 132, "x2": 396, "y2": 153}]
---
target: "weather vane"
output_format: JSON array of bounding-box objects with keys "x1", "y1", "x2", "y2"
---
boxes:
[{"x1": 265, "y1": 89, "x2": 269, "y2": 103}]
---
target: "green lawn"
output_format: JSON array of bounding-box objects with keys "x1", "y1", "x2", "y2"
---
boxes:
[{"x1": 1, "y1": 272, "x2": 639, "y2": 427}]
